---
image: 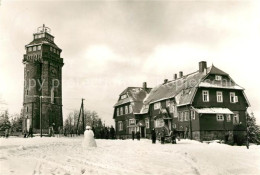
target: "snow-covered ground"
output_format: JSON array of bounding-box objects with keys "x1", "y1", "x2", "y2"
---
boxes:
[{"x1": 0, "y1": 137, "x2": 259, "y2": 175}]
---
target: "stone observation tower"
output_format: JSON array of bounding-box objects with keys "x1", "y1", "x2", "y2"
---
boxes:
[{"x1": 22, "y1": 25, "x2": 64, "y2": 134}]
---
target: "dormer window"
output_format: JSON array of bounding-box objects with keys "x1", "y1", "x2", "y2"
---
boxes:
[
  {"x1": 120, "y1": 94, "x2": 127, "y2": 100},
  {"x1": 215, "y1": 75, "x2": 222, "y2": 81}
]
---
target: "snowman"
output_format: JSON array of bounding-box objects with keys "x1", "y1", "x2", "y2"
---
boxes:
[{"x1": 82, "y1": 126, "x2": 97, "y2": 148}]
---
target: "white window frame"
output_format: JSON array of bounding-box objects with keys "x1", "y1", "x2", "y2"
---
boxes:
[
  {"x1": 217, "y1": 91, "x2": 223, "y2": 103},
  {"x1": 230, "y1": 92, "x2": 236, "y2": 103},
  {"x1": 121, "y1": 94, "x2": 127, "y2": 100},
  {"x1": 202, "y1": 90, "x2": 209, "y2": 102},
  {"x1": 116, "y1": 108, "x2": 119, "y2": 116},
  {"x1": 120, "y1": 107, "x2": 123, "y2": 115},
  {"x1": 184, "y1": 111, "x2": 189, "y2": 121},
  {"x1": 129, "y1": 119, "x2": 135, "y2": 125},
  {"x1": 191, "y1": 110, "x2": 195, "y2": 120},
  {"x1": 118, "y1": 121, "x2": 123, "y2": 131},
  {"x1": 233, "y1": 112, "x2": 239, "y2": 124},
  {"x1": 216, "y1": 114, "x2": 224, "y2": 121},
  {"x1": 145, "y1": 118, "x2": 149, "y2": 128},
  {"x1": 37, "y1": 45, "x2": 41, "y2": 51},
  {"x1": 226, "y1": 114, "x2": 231, "y2": 122},
  {"x1": 129, "y1": 105, "x2": 133, "y2": 113},
  {"x1": 154, "y1": 102, "x2": 161, "y2": 110},
  {"x1": 215, "y1": 75, "x2": 222, "y2": 81},
  {"x1": 125, "y1": 106, "x2": 128, "y2": 114}
]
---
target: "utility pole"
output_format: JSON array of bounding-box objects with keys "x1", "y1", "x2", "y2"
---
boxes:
[{"x1": 82, "y1": 98, "x2": 85, "y2": 133}]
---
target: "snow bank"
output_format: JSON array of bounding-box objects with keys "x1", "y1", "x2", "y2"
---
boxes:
[{"x1": 0, "y1": 137, "x2": 259, "y2": 175}]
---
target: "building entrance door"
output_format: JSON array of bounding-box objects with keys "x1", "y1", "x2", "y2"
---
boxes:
[{"x1": 141, "y1": 127, "x2": 145, "y2": 138}]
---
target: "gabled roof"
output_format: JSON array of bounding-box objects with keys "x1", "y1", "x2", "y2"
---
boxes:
[
  {"x1": 207, "y1": 65, "x2": 228, "y2": 75},
  {"x1": 144, "y1": 69, "x2": 207, "y2": 105},
  {"x1": 144, "y1": 65, "x2": 245, "y2": 107},
  {"x1": 114, "y1": 87, "x2": 151, "y2": 114}
]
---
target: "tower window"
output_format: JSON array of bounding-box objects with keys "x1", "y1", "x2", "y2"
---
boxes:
[
  {"x1": 26, "y1": 90, "x2": 29, "y2": 95},
  {"x1": 28, "y1": 47, "x2": 32, "y2": 52},
  {"x1": 37, "y1": 45, "x2": 41, "y2": 50},
  {"x1": 50, "y1": 47, "x2": 52, "y2": 52},
  {"x1": 33, "y1": 46, "x2": 36, "y2": 51},
  {"x1": 26, "y1": 106, "x2": 28, "y2": 112}
]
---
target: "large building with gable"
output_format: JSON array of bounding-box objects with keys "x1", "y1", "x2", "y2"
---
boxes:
[{"x1": 113, "y1": 61, "x2": 250, "y2": 141}]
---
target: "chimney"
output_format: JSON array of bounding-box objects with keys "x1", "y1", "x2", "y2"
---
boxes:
[
  {"x1": 199, "y1": 61, "x2": 207, "y2": 73},
  {"x1": 143, "y1": 82, "x2": 147, "y2": 89},
  {"x1": 179, "y1": 71, "x2": 183, "y2": 78},
  {"x1": 174, "y1": 74, "x2": 177, "y2": 80},
  {"x1": 164, "y1": 79, "x2": 168, "y2": 84}
]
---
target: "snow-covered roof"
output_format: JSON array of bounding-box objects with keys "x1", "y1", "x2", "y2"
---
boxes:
[
  {"x1": 198, "y1": 82, "x2": 244, "y2": 90},
  {"x1": 193, "y1": 108, "x2": 234, "y2": 114}
]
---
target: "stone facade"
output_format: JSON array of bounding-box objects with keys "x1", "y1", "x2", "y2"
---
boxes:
[{"x1": 22, "y1": 25, "x2": 64, "y2": 134}]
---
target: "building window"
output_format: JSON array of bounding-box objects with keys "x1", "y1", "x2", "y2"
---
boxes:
[
  {"x1": 172, "y1": 123, "x2": 177, "y2": 129},
  {"x1": 125, "y1": 106, "x2": 128, "y2": 114},
  {"x1": 145, "y1": 118, "x2": 149, "y2": 128},
  {"x1": 230, "y1": 92, "x2": 238, "y2": 103},
  {"x1": 215, "y1": 75, "x2": 222, "y2": 81},
  {"x1": 191, "y1": 110, "x2": 195, "y2": 120},
  {"x1": 129, "y1": 119, "x2": 135, "y2": 125},
  {"x1": 166, "y1": 100, "x2": 170, "y2": 107},
  {"x1": 26, "y1": 90, "x2": 29, "y2": 95},
  {"x1": 120, "y1": 94, "x2": 127, "y2": 100},
  {"x1": 154, "y1": 118, "x2": 164, "y2": 128},
  {"x1": 28, "y1": 47, "x2": 32, "y2": 52},
  {"x1": 233, "y1": 112, "x2": 239, "y2": 124},
  {"x1": 154, "y1": 102, "x2": 161, "y2": 110},
  {"x1": 118, "y1": 121, "x2": 123, "y2": 131},
  {"x1": 217, "y1": 91, "x2": 223, "y2": 103},
  {"x1": 120, "y1": 107, "x2": 123, "y2": 115},
  {"x1": 216, "y1": 114, "x2": 224, "y2": 121},
  {"x1": 202, "y1": 90, "x2": 209, "y2": 102},
  {"x1": 184, "y1": 111, "x2": 189, "y2": 121},
  {"x1": 116, "y1": 108, "x2": 119, "y2": 116},
  {"x1": 129, "y1": 105, "x2": 133, "y2": 113},
  {"x1": 226, "y1": 114, "x2": 231, "y2": 122},
  {"x1": 37, "y1": 45, "x2": 41, "y2": 50},
  {"x1": 50, "y1": 47, "x2": 52, "y2": 52},
  {"x1": 33, "y1": 46, "x2": 36, "y2": 51},
  {"x1": 179, "y1": 112, "x2": 184, "y2": 122}
]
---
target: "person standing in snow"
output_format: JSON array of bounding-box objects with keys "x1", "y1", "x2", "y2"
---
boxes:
[
  {"x1": 27, "y1": 127, "x2": 33, "y2": 138},
  {"x1": 136, "y1": 131, "x2": 140, "y2": 140},
  {"x1": 161, "y1": 129, "x2": 166, "y2": 144},
  {"x1": 82, "y1": 126, "x2": 97, "y2": 148},
  {"x1": 132, "y1": 131, "x2": 135, "y2": 140},
  {"x1": 151, "y1": 128, "x2": 156, "y2": 144}
]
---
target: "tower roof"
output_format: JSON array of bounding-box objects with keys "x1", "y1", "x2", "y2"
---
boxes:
[{"x1": 25, "y1": 24, "x2": 61, "y2": 51}]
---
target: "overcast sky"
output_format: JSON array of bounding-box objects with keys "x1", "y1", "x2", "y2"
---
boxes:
[{"x1": 0, "y1": 0, "x2": 260, "y2": 125}]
